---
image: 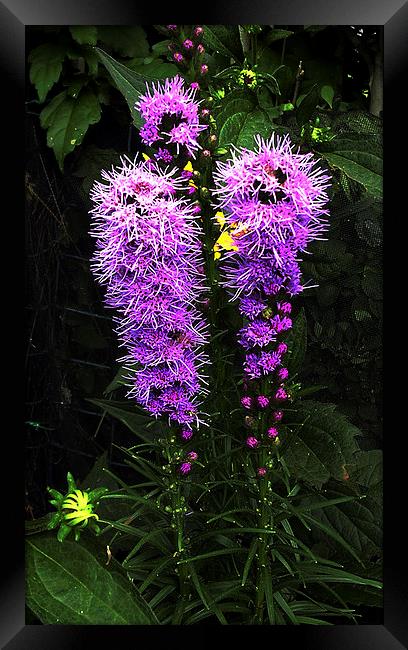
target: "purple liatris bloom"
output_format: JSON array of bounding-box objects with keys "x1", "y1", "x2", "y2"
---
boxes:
[
  {"x1": 212, "y1": 135, "x2": 330, "y2": 395},
  {"x1": 257, "y1": 467, "x2": 267, "y2": 477},
  {"x1": 246, "y1": 436, "x2": 260, "y2": 449},
  {"x1": 89, "y1": 155, "x2": 210, "y2": 427},
  {"x1": 187, "y1": 451, "x2": 198, "y2": 461},
  {"x1": 135, "y1": 75, "x2": 208, "y2": 158}
]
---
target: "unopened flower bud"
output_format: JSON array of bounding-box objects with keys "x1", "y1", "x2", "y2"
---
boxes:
[
  {"x1": 200, "y1": 64, "x2": 208, "y2": 75},
  {"x1": 277, "y1": 342, "x2": 288, "y2": 355},
  {"x1": 274, "y1": 387, "x2": 288, "y2": 402},
  {"x1": 179, "y1": 462, "x2": 192, "y2": 475},
  {"x1": 181, "y1": 429, "x2": 193, "y2": 441},
  {"x1": 267, "y1": 426, "x2": 279, "y2": 438},
  {"x1": 257, "y1": 395, "x2": 269, "y2": 409},
  {"x1": 257, "y1": 467, "x2": 267, "y2": 477},
  {"x1": 272, "y1": 410, "x2": 284, "y2": 422},
  {"x1": 277, "y1": 367, "x2": 289, "y2": 381},
  {"x1": 241, "y1": 396, "x2": 252, "y2": 409}
]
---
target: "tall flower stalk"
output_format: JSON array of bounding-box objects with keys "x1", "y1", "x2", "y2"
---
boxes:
[
  {"x1": 91, "y1": 57, "x2": 213, "y2": 621},
  {"x1": 212, "y1": 133, "x2": 331, "y2": 622}
]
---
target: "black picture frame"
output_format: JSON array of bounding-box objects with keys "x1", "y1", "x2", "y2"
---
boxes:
[{"x1": 4, "y1": 0, "x2": 403, "y2": 646}]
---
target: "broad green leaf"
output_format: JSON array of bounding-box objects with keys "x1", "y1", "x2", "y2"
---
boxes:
[
  {"x1": 349, "y1": 450, "x2": 383, "y2": 504},
  {"x1": 323, "y1": 152, "x2": 382, "y2": 198},
  {"x1": 283, "y1": 401, "x2": 360, "y2": 488},
  {"x1": 361, "y1": 266, "x2": 382, "y2": 301},
  {"x1": 309, "y1": 486, "x2": 382, "y2": 559},
  {"x1": 72, "y1": 144, "x2": 122, "y2": 198},
  {"x1": 25, "y1": 514, "x2": 54, "y2": 536},
  {"x1": 218, "y1": 109, "x2": 272, "y2": 150},
  {"x1": 87, "y1": 398, "x2": 164, "y2": 441},
  {"x1": 127, "y1": 60, "x2": 178, "y2": 79},
  {"x1": 26, "y1": 532, "x2": 159, "y2": 624},
  {"x1": 203, "y1": 25, "x2": 242, "y2": 61},
  {"x1": 96, "y1": 48, "x2": 147, "y2": 128},
  {"x1": 40, "y1": 88, "x2": 101, "y2": 169},
  {"x1": 216, "y1": 94, "x2": 255, "y2": 128},
  {"x1": 97, "y1": 26, "x2": 149, "y2": 58},
  {"x1": 69, "y1": 26, "x2": 98, "y2": 45},
  {"x1": 320, "y1": 84, "x2": 334, "y2": 108},
  {"x1": 266, "y1": 29, "x2": 294, "y2": 43},
  {"x1": 28, "y1": 43, "x2": 66, "y2": 103}
]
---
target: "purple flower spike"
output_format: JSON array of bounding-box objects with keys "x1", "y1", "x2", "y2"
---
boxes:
[
  {"x1": 187, "y1": 451, "x2": 198, "y2": 461},
  {"x1": 181, "y1": 429, "x2": 193, "y2": 441},
  {"x1": 183, "y1": 39, "x2": 194, "y2": 50},
  {"x1": 246, "y1": 436, "x2": 260, "y2": 449},
  {"x1": 257, "y1": 467, "x2": 267, "y2": 477},
  {"x1": 173, "y1": 52, "x2": 184, "y2": 63},
  {"x1": 135, "y1": 75, "x2": 208, "y2": 158},
  {"x1": 272, "y1": 410, "x2": 284, "y2": 422},
  {"x1": 89, "y1": 156, "x2": 210, "y2": 427},
  {"x1": 179, "y1": 462, "x2": 192, "y2": 475}
]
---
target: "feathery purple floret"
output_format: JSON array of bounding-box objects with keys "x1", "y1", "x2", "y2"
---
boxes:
[
  {"x1": 135, "y1": 75, "x2": 208, "y2": 158},
  {"x1": 89, "y1": 155, "x2": 209, "y2": 426}
]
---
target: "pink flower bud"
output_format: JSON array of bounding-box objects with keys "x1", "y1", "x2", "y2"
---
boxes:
[{"x1": 179, "y1": 462, "x2": 192, "y2": 475}]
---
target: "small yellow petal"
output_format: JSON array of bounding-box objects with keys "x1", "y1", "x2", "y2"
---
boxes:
[
  {"x1": 215, "y1": 211, "x2": 225, "y2": 227},
  {"x1": 214, "y1": 251, "x2": 221, "y2": 260},
  {"x1": 142, "y1": 153, "x2": 150, "y2": 161},
  {"x1": 216, "y1": 231, "x2": 238, "y2": 251},
  {"x1": 183, "y1": 161, "x2": 193, "y2": 172}
]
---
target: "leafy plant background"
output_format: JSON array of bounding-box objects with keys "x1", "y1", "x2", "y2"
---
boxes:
[{"x1": 25, "y1": 25, "x2": 382, "y2": 624}]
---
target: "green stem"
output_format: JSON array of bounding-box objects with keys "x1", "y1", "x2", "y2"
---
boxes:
[
  {"x1": 171, "y1": 478, "x2": 189, "y2": 624},
  {"x1": 254, "y1": 379, "x2": 272, "y2": 624}
]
